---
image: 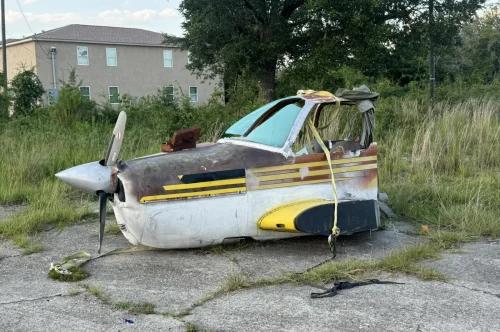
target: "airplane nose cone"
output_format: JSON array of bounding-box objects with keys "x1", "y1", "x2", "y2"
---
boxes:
[{"x1": 56, "y1": 161, "x2": 115, "y2": 194}]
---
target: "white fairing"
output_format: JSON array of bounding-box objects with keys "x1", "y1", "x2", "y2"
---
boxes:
[{"x1": 112, "y1": 175, "x2": 377, "y2": 249}]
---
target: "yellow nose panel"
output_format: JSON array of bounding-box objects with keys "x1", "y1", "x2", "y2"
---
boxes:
[{"x1": 258, "y1": 199, "x2": 331, "y2": 232}]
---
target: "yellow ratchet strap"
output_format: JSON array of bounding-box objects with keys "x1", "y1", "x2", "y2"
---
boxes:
[{"x1": 307, "y1": 119, "x2": 341, "y2": 237}]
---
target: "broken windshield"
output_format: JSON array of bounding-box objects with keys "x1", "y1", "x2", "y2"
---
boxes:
[{"x1": 224, "y1": 98, "x2": 304, "y2": 148}]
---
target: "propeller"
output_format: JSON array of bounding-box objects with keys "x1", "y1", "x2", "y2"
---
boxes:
[{"x1": 97, "y1": 111, "x2": 127, "y2": 253}]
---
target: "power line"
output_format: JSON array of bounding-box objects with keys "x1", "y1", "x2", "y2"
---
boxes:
[
  {"x1": 15, "y1": 0, "x2": 34, "y2": 34},
  {"x1": 15, "y1": 0, "x2": 50, "y2": 55}
]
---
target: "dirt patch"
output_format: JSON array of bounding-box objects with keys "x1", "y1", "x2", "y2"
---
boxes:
[{"x1": 0, "y1": 204, "x2": 26, "y2": 223}]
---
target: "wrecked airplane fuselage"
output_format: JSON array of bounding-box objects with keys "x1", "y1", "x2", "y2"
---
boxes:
[{"x1": 56, "y1": 88, "x2": 380, "y2": 251}]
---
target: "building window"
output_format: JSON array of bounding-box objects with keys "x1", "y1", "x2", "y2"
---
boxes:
[
  {"x1": 108, "y1": 86, "x2": 120, "y2": 104},
  {"x1": 165, "y1": 85, "x2": 174, "y2": 102},
  {"x1": 189, "y1": 86, "x2": 198, "y2": 103},
  {"x1": 187, "y1": 51, "x2": 191, "y2": 65},
  {"x1": 79, "y1": 86, "x2": 91, "y2": 100},
  {"x1": 76, "y1": 46, "x2": 89, "y2": 65},
  {"x1": 106, "y1": 48, "x2": 117, "y2": 66},
  {"x1": 163, "y1": 49, "x2": 173, "y2": 68}
]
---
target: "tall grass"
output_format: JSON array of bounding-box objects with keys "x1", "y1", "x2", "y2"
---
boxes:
[
  {"x1": 0, "y1": 90, "x2": 498, "y2": 251},
  {"x1": 379, "y1": 97, "x2": 500, "y2": 238},
  {"x1": 411, "y1": 99, "x2": 499, "y2": 173}
]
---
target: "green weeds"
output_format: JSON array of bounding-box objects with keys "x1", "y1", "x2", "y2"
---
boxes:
[
  {"x1": 82, "y1": 284, "x2": 110, "y2": 303},
  {"x1": 104, "y1": 222, "x2": 122, "y2": 235},
  {"x1": 82, "y1": 284, "x2": 157, "y2": 314},
  {"x1": 193, "y1": 238, "x2": 462, "y2": 306},
  {"x1": 48, "y1": 267, "x2": 88, "y2": 282},
  {"x1": 114, "y1": 301, "x2": 156, "y2": 315}
]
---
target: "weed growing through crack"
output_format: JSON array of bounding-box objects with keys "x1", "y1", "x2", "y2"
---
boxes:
[
  {"x1": 191, "y1": 238, "x2": 460, "y2": 308},
  {"x1": 82, "y1": 284, "x2": 111, "y2": 304},
  {"x1": 68, "y1": 288, "x2": 84, "y2": 296},
  {"x1": 82, "y1": 284, "x2": 157, "y2": 314},
  {"x1": 114, "y1": 301, "x2": 156, "y2": 315},
  {"x1": 185, "y1": 323, "x2": 200, "y2": 332}
]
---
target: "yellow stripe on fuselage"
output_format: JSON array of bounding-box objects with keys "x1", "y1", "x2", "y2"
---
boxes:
[
  {"x1": 140, "y1": 186, "x2": 246, "y2": 203},
  {"x1": 164, "y1": 177, "x2": 246, "y2": 191}
]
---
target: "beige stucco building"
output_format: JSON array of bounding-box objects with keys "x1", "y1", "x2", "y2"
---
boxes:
[{"x1": 0, "y1": 24, "x2": 220, "y2": 105}]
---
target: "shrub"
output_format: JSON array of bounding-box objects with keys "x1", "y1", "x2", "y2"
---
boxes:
[
  {"x1": 10, "y1": 69, "x2": 44, "y2": 116},
  {"x1": 51, "y1": 69, "x2": 98, "y2": 123},
  {"x1": 52, "y1": 85, "x2": 97, "y2": 123}
]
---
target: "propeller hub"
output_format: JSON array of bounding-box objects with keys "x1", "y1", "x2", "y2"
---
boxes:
[{"x1": 55, "y1": 161, "x2": 116, "y2": 194}]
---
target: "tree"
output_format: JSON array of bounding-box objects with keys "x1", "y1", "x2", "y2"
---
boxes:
[
  {"x1": 174, "y1": 0, "x2": 485, "y2": 100},
  {"x1": 284, "y1": 0, "x2": 485, "y2": 85},
  {"x1": 170, "y1": 0, "x2": 307, "y2": 101},
  {"x1": 10, "y1": 69, "x2": 44, "y2": 116},
  {"x1": 440, "y1": 6, "x2": 500, "y2": 83}
]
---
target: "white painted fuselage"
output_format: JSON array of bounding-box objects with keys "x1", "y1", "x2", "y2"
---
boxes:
[{"x1": 112, "y1": 173, "x2": 377, "y2": 249}]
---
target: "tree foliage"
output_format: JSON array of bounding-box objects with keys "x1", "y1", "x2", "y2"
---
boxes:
[
  {"x1": 171, "y1": 0, "x2": 308, "y2": 100},
  {"x1": 441, "y1": 6, "x2": 500, "y2": 83},
  {"x1": 10, "y1": 69, "x2": 44, "y2": 116},
  {"x1": 174, "y1": 0, "x2": 485, "y2": 97}
]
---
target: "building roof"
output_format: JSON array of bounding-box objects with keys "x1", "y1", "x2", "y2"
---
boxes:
[{"x1": 5, "y1": 24, "x2": 175, "y2": 47}]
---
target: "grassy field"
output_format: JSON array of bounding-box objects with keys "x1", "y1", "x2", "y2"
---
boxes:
[
  {"x1": 0, "y1": 92, "x2": 498, "y2": 255},
  {"x1": 379, "y1": 98, "x2": 500, "y2": 239}
]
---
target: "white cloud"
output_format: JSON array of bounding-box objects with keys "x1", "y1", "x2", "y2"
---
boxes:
[
  {"x1": 6, "y1": 10, "x2": 23, "y2": 24},
  {"x1": 159, "y1": 8, "x2": 179, "y2": 18},
  {"x1": 97, "y1": 7, "x2": 179, "y2": 24}
]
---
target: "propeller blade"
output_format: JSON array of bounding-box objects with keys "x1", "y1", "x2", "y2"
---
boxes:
[
  {"x1": 104, "y1": 111, "x2": 127, "y2": 166},
  {"x1": 98, "y1": 192, "x2": 107, "y2": 254}
]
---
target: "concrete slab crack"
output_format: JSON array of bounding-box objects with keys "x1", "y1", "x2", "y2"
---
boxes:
[
  {"x1": 447, "y1": 282, "x2": 500, "y2": 298},
  {"x1": 0, "y1": 254, "x2": 23, "y2": 261},
  {"x1": 0, "y1": 293, "x2": 63, "y2": 306}
]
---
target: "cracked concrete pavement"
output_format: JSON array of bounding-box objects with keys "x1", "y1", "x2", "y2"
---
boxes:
[{"x1": 0, "y1": 206, "x2": 499, "y2": 331}]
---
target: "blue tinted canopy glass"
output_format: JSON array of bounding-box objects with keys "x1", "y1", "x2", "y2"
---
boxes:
[
  {"x1": 224, "y1": 98, "x2": 303, "y2": 148},
  {"x1": 224, "y1": 100, "x2": 280, "y2": 136}
]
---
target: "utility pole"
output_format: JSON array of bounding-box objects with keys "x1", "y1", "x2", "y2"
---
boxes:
[
  {"x1": 429, "y1": 0, "x2": 435, "y2": 103},
  {"x1": 1, "y1": 0, "x2": 7, "y2": 93}
]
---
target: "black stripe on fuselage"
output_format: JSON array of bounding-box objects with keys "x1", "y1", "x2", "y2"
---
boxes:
[{"x1": 180, "y1": 169, "x2": 246, "y2": 184}]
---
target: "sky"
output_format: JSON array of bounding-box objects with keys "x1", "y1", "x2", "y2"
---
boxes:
[
  {"x1": 3, "y1": 0, "x2": 499, "y2": 40},
  {"x1": 4, "y1": 0, "x2": 184, "y2": 39}
]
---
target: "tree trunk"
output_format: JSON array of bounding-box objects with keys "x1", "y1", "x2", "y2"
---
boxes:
[{"x1": 257, "y1": 65, "x2": 277, "y2": 102}]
